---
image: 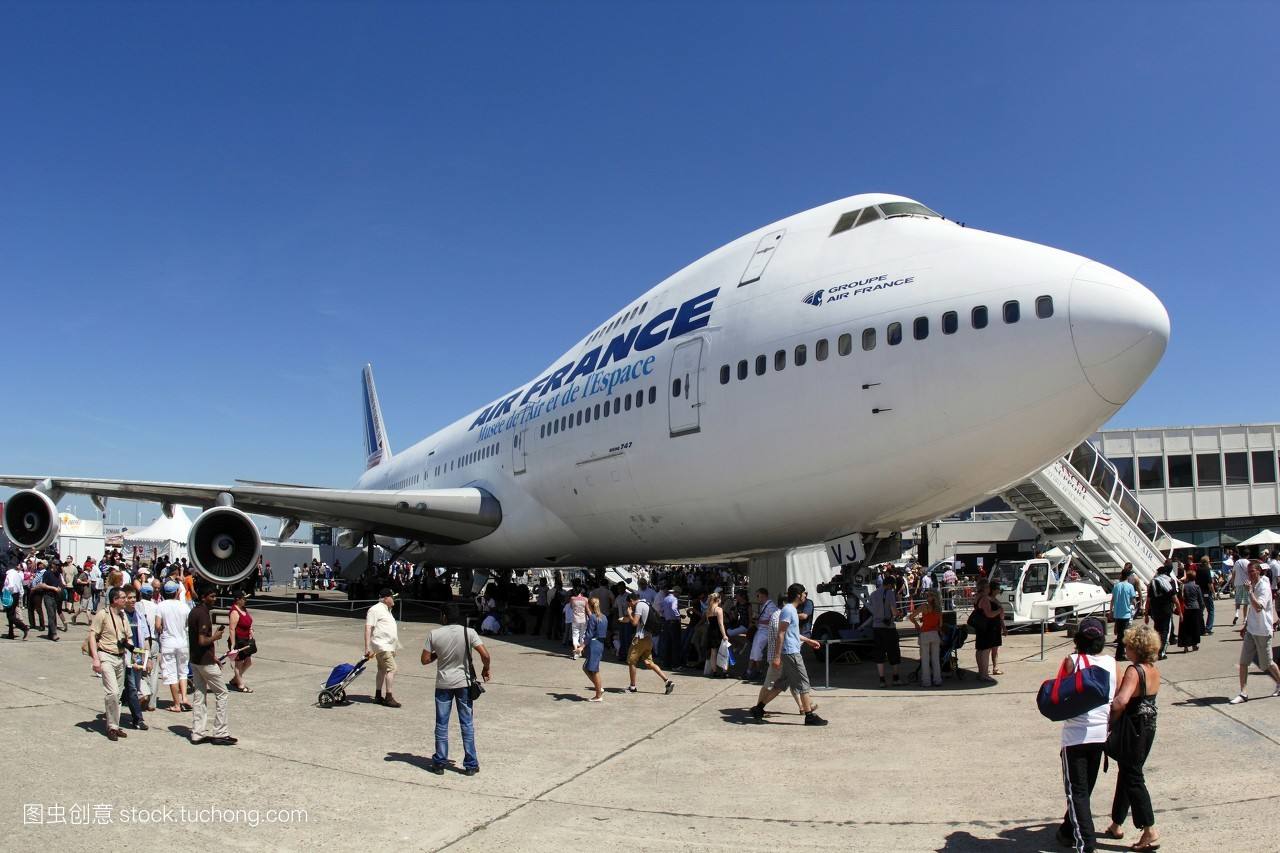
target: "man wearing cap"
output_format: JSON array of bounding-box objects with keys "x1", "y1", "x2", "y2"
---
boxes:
[
  {"x1": 188, "y1": 583, "x2": 234, "y2": 745},
  {"x1": 134, "y1": 583, "x2": 161, "y2": 709},
  {"x1": 155, "y1": 581, "x2": 192, "y2": 711},
  {"x1": 365, "y1": 588, "x2": 402, "y2": 707}
]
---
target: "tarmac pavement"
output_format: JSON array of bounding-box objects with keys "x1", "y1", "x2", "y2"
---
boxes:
[{"x1": 2, "y1": 601, "x2": 1278, "y2": 851}]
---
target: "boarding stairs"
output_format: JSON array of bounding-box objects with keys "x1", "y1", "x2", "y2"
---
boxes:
[{"x1": 999, "y1": 441, "x2": 1169, "y2": 586}]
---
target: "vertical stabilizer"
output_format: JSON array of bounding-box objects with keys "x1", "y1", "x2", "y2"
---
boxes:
[{"x1": 362, "y1": 364, "x2": 392, "y2": 469}]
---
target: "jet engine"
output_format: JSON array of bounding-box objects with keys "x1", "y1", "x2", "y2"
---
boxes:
[
  {"x1": 2, "y1": 489, "x2": 60, "y2": 550},
  {"x1": 187, "y1": 506, "x2": 261, "y2": 586}
]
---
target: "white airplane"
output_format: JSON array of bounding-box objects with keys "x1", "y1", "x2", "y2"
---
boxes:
[{"x1": 2, "y1": 193, "x2": 1170, "y2": 586}]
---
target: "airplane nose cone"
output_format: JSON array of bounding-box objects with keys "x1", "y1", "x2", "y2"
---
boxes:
[{"x1": 1069, "y1": 261, "x2": 1170, "y2": 406}]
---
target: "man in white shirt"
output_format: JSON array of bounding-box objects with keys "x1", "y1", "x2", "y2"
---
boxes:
[
  {"x1": 744, "y1": 588, "x2": 778, "y2": 682},
  {"x1": 625, "y1": 592, "x2": 674, "y2": 694},
  {"x1": 154, "y1": 582, "x2": 191, "y2": 711},
  {"x1": 364, "y1": 588, "x2": 402, "y2": 707},
  {"x1": 4, "y1": 562, "x2": 29, "y2": 639},
  {"x1": 1232, "y1": 551, "x2": 1252, "y2": 625},
  {"x1": 1229, "y1": 561, "x2": 1280, "y2": 704},
  {"x1": 88, "y1": 562, "x2": 103, "y2": 613}
]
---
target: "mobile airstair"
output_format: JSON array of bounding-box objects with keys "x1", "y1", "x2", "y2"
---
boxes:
[{"x1": 1000, "y1": 441, "x2": 1170, "y2": 586}]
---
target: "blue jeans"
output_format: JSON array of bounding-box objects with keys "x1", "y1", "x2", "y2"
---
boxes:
[
  {"x1": 1204, "y1": 594, "x2": 1215, "y2": 631},
  {"x1": 433, "y1": 688, "x2": 478, "y2": 770}
]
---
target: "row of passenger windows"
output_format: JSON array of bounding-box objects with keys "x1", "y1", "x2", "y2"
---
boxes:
[
  {"x1": 718, "y1": 296, "x2": 1055, "y2": 384},
  {"x1": 431, "y1": 441, "x2": 500, "y2": 478},
  {"x1": 539, "y1": 386, "x2": 658, "y2": 438},
  {"x1": 587, "y1": 300, "x2": 651, "y2": 345}
]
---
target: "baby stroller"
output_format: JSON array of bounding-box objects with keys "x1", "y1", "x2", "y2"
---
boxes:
[
  {"x1": 909, "y1": 623, "x2": 969, "y2": 683},
  {"x1": 317, "y1": 657, "x2": 368, "y2": 707}
]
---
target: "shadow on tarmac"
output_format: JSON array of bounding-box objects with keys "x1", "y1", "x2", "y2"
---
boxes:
[
  {"x1": 385, "y1": 752, "x2": 468, "y2": 775},
  {"x1": 938, "y1": 821, "x2": 1061, "y2": 852}
]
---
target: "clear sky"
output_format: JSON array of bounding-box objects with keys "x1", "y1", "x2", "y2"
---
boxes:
[{"x1": 2, "y1": 2, "x2": 1276, "y2": 523}]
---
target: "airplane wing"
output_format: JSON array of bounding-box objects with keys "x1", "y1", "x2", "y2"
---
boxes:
[{"x1": 0, "y1": 475, "x2": 502, "y2": 545}]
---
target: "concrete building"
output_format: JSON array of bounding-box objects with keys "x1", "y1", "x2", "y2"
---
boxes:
[{"x1": 1092, "y1": 422, "x2": 1280, "y2": 556}]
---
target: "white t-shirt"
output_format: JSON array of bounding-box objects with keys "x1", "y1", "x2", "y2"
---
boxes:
[
  {"x1": 633, "y1": 600, "x2": 651, "y2": 639},
  {"x1": 1061, "y1": 653, "x2": 1118, "y2": 748},
  {"x1": 155, "y1": 598, "x2": 189, "y2": 652},
  {"x1": 1245, "y1": 577, "x2": 1275, "y2": 636},
  {"x1": 365, "y1": 602, "x2": 400, "y2": 652},
  {"x1": 1233, "y1": 558, "x2": 1251, "y2": 588}
]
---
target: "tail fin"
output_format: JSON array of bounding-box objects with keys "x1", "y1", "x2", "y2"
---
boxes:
[{"x1": 361, "y1": 364, "x2": 392, "y2": 470}]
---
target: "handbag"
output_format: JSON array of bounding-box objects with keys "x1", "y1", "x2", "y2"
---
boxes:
[
  {"x1": 235, "y1": 638, "x2": 258, "y2": 658},
  {"x1": 463, "y1": 625, "x2": 485, "y2": 703},
  {"x1": 1, "y1": 588, "x2": 12, "y2": 609},
  {"x1": 1105, "y1": 664, "x2": 1148, "y2": 763},
  {"x1": 966, "y1": 597, "x2": 987, "y2": 630},
  {"x1": 1036, "y1": 653, "x2": 1111, "y2": 721}
]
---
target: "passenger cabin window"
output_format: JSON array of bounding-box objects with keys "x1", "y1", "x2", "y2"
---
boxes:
[
  {"x1": 862, "y1": 328, "x2": 875, "y2": 351},
  {"x1": 613, "y1": 398, "x2": 621, "y2": 414},
  {"x1": 635, "y1": 389, "x2": 644, "y2": 408},
  {"x1": 1003, "y1": 300, "x2": 1020, "y2": 324},
  {"x1": 972, "y1": 306, "x2": 988, "y2": 329},
  {"x1": 794, "y1": 344, "x2": 807, "y2": 366},
  {"x1": 755, "y1": 355, "x2": 766, "y2": 376},
  {"x1": 913, "y1": 316, "x2": 928, "y2": 340},
  {"x1": 720, "y1": 365, "x2": 730, "y2": 385},
  {"x1": 774, "y1": 349, "x2": 786, "y2": 371},
  {"x1": 942, "y1": 311, "x2": 958, "y2": 335},
  {"x1": 737, "y1": 359, "x2": 748, "y2": 381},
  {"x1": 815, "y1": 339, "x2": 829, "y2": 361},
  {"x1": 838, "y1": 333, "x2": 852, "y2": 356},
  {"x1": 648, "y1": 386, "x2": 656, "y2": 404},
  {"x1": 1036, "y1": 295, "x2": 1054, "y2": 319},
  {"x1": 887, "y1": 322, "x2": 902, "y2": 346},
  {"x1": 624, "y1": 394, "x2": 632, "y2": 411}
]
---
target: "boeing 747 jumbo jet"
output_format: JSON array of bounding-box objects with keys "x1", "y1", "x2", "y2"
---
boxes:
[{"x1": 2, "y1": 193, "x2": 1169, "y2": 586}]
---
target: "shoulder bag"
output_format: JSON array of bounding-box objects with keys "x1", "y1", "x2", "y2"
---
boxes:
[
  {"x1": 1104, "y1": 664, "x2": 1148, "y2": 764},
  {"x1": 1036, "y1": 653, "x2": 1111, "y2": 721},
  {"x1": 463, "y1": 625, "x2": 485, "y2": 703}
]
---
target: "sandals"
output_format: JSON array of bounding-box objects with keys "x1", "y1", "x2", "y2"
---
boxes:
[
  {"x1": 1103, "y1": 826, "x2": 1124, "y2": 839},
  {"x1": 991, "y1": 669, "x2": 1005, "y2": 675}
]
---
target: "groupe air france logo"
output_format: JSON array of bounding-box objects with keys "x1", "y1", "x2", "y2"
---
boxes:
[{"x1": 802, "y1": 289, "x2": 824, "y2": 307}]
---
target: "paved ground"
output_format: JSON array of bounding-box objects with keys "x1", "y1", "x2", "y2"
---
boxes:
[{"x1": 2, "y1": 600, "x2": 1277, "y2": 851}]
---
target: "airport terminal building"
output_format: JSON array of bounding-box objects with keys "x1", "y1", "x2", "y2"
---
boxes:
[
  {"x1": 922, "y1": 422, "x2": 1280, "y2": 565},
  {"x1": 1092, "y1": 422, "x2": 1280, "y2": 556}
]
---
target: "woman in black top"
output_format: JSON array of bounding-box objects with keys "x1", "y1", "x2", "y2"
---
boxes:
[{"x1": 1104, "y1": 623, "x2": 1161, "y2": 850}]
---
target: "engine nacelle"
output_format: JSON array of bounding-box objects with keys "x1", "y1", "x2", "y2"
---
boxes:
[
  {"x1": 187, "y1": 506, "x2": 261, "y2": 586},
  {"x1": 3, "y1": 489, "x2": 60, "y2": 550}
]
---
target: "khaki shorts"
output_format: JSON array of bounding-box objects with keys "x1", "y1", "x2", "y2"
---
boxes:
[
  {"x1": 1239, "y1": 632, "x2": 1273, "y2": 668},
  {"x1": 762, "y1": 660, "x2": 789, "y2": 693},
  {"x1": 627, "y1": 636, "x2": 654, "y2": 666},
  {"x1": 375, "y1": 650, "x2": 398, "y2": 674}
]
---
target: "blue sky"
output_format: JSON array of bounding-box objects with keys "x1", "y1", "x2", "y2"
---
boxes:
[{"x1": 2, "y1": 2, "x2": 1276, "y2": 522}]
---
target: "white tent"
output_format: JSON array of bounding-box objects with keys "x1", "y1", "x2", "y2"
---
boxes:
[
  {"x1": 1155, "y1": 534, "x2": 1198, "y2": 551},
  {"x1": 1236, "y1": 529, "x2": 1280, "y2": 548},
  {"x1": 122, "y1": 506, "x2": 195, "y2": 562}
]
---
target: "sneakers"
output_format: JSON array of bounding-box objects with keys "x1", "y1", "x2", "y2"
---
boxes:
[
  {"x1": 627, "y1": 685, "x2": 638, "y2": 693},
  {"x1": 804, "y1": 712, "x2": 828, "y2": 726},
  {"x1": 1272, "y1": 684, "x2": 1280, "y2": 698},
  {"x1": 664, "y1": 680, "x2": 675, "y2": 695},
  {"x1": 588, "y1": 697, "x2": 604, "y2": 703},
  {"x1": 210, "y1": 736, "x2": 238, "y2": 746},
  {"x1": 1229, "y1": 692, "x2": 1248, "y2": 705},
  {"x1": 428, "y1": 763, "x2": 445, "y2": 775},
  {"x1": 749, "y1": 704, "x2": 764, "y2": 721},
  {"x1": 464, "y1": 767, "x2": 478, "y2": 776}
]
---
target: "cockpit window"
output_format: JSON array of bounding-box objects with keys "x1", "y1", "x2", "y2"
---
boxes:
[
  {"x1": 831, "y1": 201, "x2": 937, "y2": 236},
  {"x1": 878, "y1": 201, "x2": 940, "y2": 219}
]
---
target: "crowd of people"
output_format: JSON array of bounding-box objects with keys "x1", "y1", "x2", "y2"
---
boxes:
[{"x1": 7, "y1": 539, "x2": 1279, "y2": 845}]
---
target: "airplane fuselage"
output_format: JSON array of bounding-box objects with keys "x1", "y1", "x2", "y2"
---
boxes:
[{"x1": 357, "y1": 193, "x2": 1169, "y2": 568}]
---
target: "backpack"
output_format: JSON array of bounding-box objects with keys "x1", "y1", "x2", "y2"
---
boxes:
[
  {"x1": 1151, "y1": 575, "x2": 1173, "y2": 600},
  {"x1": 642, "y1": 600, "x2": 663, "y2": 635}
]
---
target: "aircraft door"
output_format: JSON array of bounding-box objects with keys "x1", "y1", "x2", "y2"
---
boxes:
[
  {"x1": 668, "y1": 339, "x2": 703, "y2": 436},
  {"x1": 739, "y1": 229, "x2": 786, "y2": 286},
  {"x1": 512, "y1": 429, "x2": 527, "y2": 474}
]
